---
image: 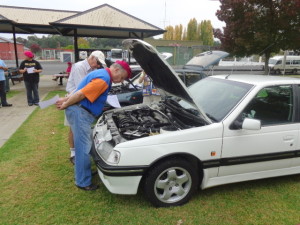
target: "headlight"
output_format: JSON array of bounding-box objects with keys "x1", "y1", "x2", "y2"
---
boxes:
[{"x1": 106, "y1": 150, "x2": 121, "y2": 164}]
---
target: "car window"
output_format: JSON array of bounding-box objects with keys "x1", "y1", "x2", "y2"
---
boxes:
[
  {"x1": 186, "y1": 77, "x2": 253, "y2": 121},
  {"x1": 186, "y1": 72, "x2": 204, "y2": 86},
  {"x1": 293, "y1": 60, "x2": 300, "y2": 65},
  {"x1": 241, "y1": 85, "x2": 293, "y2": 125},
  {"x1": 177, "y1": 72, "x2": 204, "y2": 87}
]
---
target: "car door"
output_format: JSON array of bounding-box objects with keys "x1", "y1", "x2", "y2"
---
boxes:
[
  {"x1": 292, "y1": 84, "x2": 300, "y2": 167},
  {"x1": 219, "y1": 84, "x2": 299, "y2": 176}
]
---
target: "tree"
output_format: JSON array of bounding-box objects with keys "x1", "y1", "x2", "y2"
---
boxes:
[
  {"x1": 16, "y1": 37, "x2": 27, "y2": 46},
  {"x1": 186, "y1": 18, "x2": 198, "y2": 41},
  {"x1": 182, "y1": 28, "x2": 187, "y2": 41},
  {"x1": 30, "y1": 43, "x2": 41, "y2": 53},
  {"x1": 174, "y1": 24, "x2": 183, "y2": 40},
  {"x1": 214, "y1": 0, "x2": 300, "y2": 74},
  {"x1": 199, "y1": 20, "x2": 214, "y2": 46},
  {"x1": 77, "y1": 38, "x2": 90, "y2": 49},
  {"x1": 163, "y1": 25, "x2": 175, "y2": 40}
]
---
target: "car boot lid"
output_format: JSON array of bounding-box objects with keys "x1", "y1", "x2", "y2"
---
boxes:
[
  {"x1": 183, "y1": 50, "x2": 229, "y2": 71},
  {"x1": 122, "y1": 39, "x2": 211, "y2": 124}
]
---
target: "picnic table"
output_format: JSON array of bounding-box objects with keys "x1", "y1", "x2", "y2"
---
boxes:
[
  {"x1": 5, "y1": 67, "x2": 23, "y2": 92},
  {"x1": 52, "y1": 73, "x2": 69, "y2": 85},
  {"x1": 7, "y1": 67, "x2": 23, "y2": 85}
]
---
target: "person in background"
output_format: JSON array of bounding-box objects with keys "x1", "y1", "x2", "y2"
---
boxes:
[
  {"x1": 56, "y1": 60, "x2": 131, "y2": 191},
  {"x1": 138, "y1": 70, "x2": 161, "y2": 104},
  {"x1": 0, "y1": 58, "x2": 12, "y2": 107},
  {"x1": 65, "y1": 51, "x2": 106, "y2": 165},
  {"x1": 53, "y1": 61, "x2": 72, "y2": 85},
  {"x1": 19, "y1": 51, "x2": 43, "y2": 106},
  {"x1": 65, "y1": 62, "x2": 72, "y2": 78}
]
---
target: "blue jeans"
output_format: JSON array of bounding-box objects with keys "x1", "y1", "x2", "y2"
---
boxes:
[
  {"x1": 66, "y1": 105, "x2": 95, "y2": 187},
  {"x1": 0, "y1": 80, "x2": 8, "y2": 105},
  {"x1": 24, "y1": 81, "x2": 39, "y2": 104}
]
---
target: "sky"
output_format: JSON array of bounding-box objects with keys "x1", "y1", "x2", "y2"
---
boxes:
[{"x1": 0, "y1": 0, "x2": 225, "y2": 39}]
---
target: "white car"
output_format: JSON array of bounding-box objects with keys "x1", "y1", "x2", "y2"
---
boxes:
[{"x1": 91, "y1": 39, "x2": 300, "y2": 207}]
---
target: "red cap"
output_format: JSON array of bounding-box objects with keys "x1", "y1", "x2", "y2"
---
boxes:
[
  {"x1": 115, "y1": 60, "x2": 132, "y2": 79},
  {"x1": 24, "y1": 51, "x2": 34, "y2": 58},
  {"x1": 67, "y1": 62, "x2": 72, "y2": 65}
]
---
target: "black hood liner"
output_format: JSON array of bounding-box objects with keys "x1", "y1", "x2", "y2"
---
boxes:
[{"x1": 125, "y1": 40, "x2": 193, "y2": 103}]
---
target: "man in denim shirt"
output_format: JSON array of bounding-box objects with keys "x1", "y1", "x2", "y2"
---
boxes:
[{"x1": 0, "y1": 59, "x2": 12, "y2": 107}]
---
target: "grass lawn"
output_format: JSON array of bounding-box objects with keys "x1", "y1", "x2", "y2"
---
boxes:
[
  {"x1": 6, "y1": 90, "x2": 21, "y2": 98},
  {"x1": 1, "y1": 91, "x2": 300, "y2": 225}
]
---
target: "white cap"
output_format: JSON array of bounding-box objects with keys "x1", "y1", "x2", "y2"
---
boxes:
[{"x1": 90, "y1": 50, "x2": 106, "y2": 66}]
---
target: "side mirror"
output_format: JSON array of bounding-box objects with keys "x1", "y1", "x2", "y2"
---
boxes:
[{"x1": 242, "y1": 118, "x2": 261, "y2": 130}]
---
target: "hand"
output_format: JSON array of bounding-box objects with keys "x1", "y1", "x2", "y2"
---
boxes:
[{"x1": 55, "y1": 97, "x2": 67, "y2": 110}]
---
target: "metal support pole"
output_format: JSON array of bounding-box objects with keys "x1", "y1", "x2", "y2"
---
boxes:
[
  {"x1": 74, "y1": 29, "x2": 79, "y2": 62},
  {"x1": 12, "y1": 25, "x2": 19, "y2": 68}
]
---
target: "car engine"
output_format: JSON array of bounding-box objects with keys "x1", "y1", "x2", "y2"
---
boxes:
[
  {"x1": 98, "y1": 98, "x2": 207, "y2": 145},
  {"x1": 109, "y1": 83, "x2": 141, "y2": 95}
]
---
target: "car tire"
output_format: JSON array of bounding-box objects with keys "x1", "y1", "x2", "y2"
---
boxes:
[
  {"x1": 143, "y1": 157, "x2": 199, "y2": 207},
  {"x1": 276, "y1": 69, "x2": 281, "y2": 75}
]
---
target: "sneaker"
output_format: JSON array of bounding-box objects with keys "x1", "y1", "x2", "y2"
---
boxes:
[
  {"x1": 69, "y1": 156, "x2": 75, "y2": 165},
  {"x1": 34, "y1": 103, "x2": 39, "y2": 106},
  {"x1": 76, "y1": 184, "x2": 99, "y2": 191},
  {"x1": 2, "y1": 103, "x2": 12, "y2": 107},
  {"x1": 28, "y1": 103, "x2": 33, "y2": 106}
]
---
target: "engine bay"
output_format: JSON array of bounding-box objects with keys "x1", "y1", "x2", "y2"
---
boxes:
[
  {"x1": 109, "y1": 83, "x2": 141, "y2": 95},
  {"x1": 99, "y1": 99, "x2": 207, "y2": 144}
]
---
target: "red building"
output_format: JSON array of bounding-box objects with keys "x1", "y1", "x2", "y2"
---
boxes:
[{"x1": 0, "y1": 36, "x2": 25, "y2": 60}]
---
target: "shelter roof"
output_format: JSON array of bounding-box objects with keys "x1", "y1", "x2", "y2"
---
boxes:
[{"x1": 0, "y1": 4, "x2": 165, "y2": 38}]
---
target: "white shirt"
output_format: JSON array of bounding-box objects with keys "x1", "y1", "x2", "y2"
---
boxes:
[{"x1": 66, "y1": 59, "x2": 94, "y2": 94}]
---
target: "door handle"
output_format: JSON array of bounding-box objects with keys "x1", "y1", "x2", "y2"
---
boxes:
[{"x1": 283, "y1": 135, "x2": 294, "y2": 141}]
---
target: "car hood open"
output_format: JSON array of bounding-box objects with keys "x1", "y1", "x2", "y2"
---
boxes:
[
  {"x1": 183, "y1": 50, "x2": 229, "y2": 71},
  {"x1": 122, "y1": 39, "x2": 211, "y2": 124}
]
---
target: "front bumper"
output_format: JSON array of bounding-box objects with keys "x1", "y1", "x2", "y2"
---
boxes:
[
  {"x1": 91, "y1": 143, "x2": 148, "y2": 194},
  {"x1": 97, "y1": 169, "x2": 142, "y2": 194}
]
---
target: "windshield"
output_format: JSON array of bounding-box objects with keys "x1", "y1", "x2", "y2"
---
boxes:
[
  {"x1": 268, "y1": 58, "x2": 278, "y2": 65},
  {"x1": 180, "y1": 77, "x2": 253, "y2": 122},
  {"x1": 111, "y1": 50, "x2": 123, "y2": 58}
]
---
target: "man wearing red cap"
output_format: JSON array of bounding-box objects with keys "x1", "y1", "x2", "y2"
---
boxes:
[
  {"x1": 66, "y1": 51, "x2": 106, "y2": 164},
  {"x1": 19, "y1": 51, "x2": 43, "y2": 106},
  {"x1": 56, "y1": 61, "x2": 131, "y2": 191}
]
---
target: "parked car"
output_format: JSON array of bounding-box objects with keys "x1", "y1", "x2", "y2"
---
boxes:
[
  {"x1": 92, "y1": 39, "x2": 300, "y2": 207},
  {"x1": 107, "y1": 50, "x2": 228, "y2": 110},
  {"x1": 104, "y1": 74, "x2": 143, "y2": 111}
]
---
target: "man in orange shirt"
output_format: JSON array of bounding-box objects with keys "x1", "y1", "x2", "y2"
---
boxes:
[{"x1": 56, "y1": 61, "x2": 131, "y2": 191}]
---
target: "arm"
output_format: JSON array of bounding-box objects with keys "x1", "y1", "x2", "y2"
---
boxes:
[
  {"x1": 138, "y1": 71, "x2": 146, "y2": 83},
  {"x1": 56, "y1": 90, "x2": 85, "y2": 110},
  {"x1": 19, "y1": 61, "x2": 26, "y2": 74},
  {"x1": 19, "y1": 68, "x2": 27, "y2": 74},
  {"x1": 34, "y1": 69, "x2": 43, "y2": 73},
  {"x1": 0, "y1": 65, "x2": 8, "y2": 71},
  {"x1": 34, "y1": 61, "x2": 43, "y2": 73}
]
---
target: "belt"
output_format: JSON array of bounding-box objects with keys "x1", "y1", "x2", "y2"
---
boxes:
[{"x1": 77, "y1": 104, "x2": 95, "y2": 117}]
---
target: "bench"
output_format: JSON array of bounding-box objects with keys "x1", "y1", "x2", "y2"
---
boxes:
[{"x1": 7, "y1": 67, "x2": 23, "y2": 85}]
